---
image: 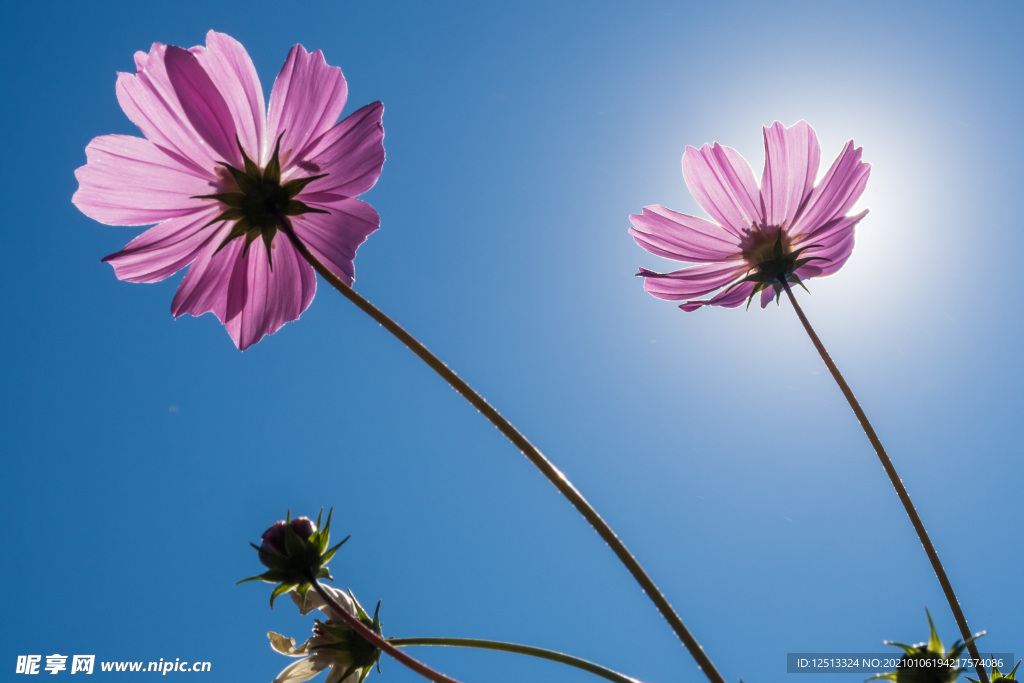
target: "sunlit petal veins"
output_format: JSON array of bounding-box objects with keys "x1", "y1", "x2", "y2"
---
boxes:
[
  {"x1": 798, "y1": 229, "x2": 857, "y2": 278},
  {"x1": 170, "y1": 227, "x2": 239, "y2": 324},
  {"x1": 638, "y1": 261, "x2": 746, "y2": 301},
  {"x1": 800, "y1": 208, "x2": 868, "y2": 245},
  {"x1": 760, "y1": 120, "x2": 820, "y2": 227},
  {"x1": 272, "y1": 656, "x2": 324, "y2": 683},
  {"x1": 164, "y1": 46, "x2": 242, "y2": 166},
  {"x1": 102, "y1": 206, "x2": 222, "y2": 282},
  {"x1": 224, "y1": 238, "x2": 317, "y2": 351},
  {"x1": 629, "y1": 205, "x2": 741, "y2": 261},
  {"x1": 679, "y1": 280, "x2": 758, "y2": 312},
  {"x1": 267, "y1": 45, "x2": 348, "y2": 165},
  {"x1": 682, "y1": 143, "x2": 762, "y2": 235},
  {"x1": 73, "y1": 134, "x2": 213, "y2": 226},
  {"x1": 789, "y1": 140, "x2": 870, "y2": 237},
  {"x1": 191, "y1": 30, "x2": 265, "y2": 158},
  {"x1": 706, "y1": 280, "x2": 757, "y2": 308},
  {"x1": 115, "y1": 44, "x2": 219, "y2": 177},
  {"x1": 291, "y1": 196, "x2": 380, "y2": 285},
  {"x1": 298, "y1": 102, "x2": 385, "y2": 196}
]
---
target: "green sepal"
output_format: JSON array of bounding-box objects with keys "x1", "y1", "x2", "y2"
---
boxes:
[
  {"x1": 745, "y1": 282, "x2": 770, "y2": 311},
  {"x1": 264, "y1": 133, "x2": 284, "y2": 185},
  {"x1": 201, "y1": 207, "x2": 245, "y2": 231},
  {"x1": 286, "y1": 199, "x2": 329, "y2": 216},
  {"x1": 193, "y1": 191, "x2": 245, "y2": 208},
  {"x1": 236, "y1": 574, "x2": 266, "y2": 585},
  {"x1": 269, "y1": 582, "x2": 293, "y2": 608},
  {"x1": 321, "y1": 537, "x2": 350, "y2": 566},
  {"x1": 283, "y1": 173, "x2": 328, "y2": 197},
  {"x1": 926, "y1": 610, "x2": 943, "y2": 654}
]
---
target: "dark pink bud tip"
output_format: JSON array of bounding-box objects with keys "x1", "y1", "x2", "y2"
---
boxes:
[{"x1": 258, "y1": 517, "x2": 316, "y2": 567}]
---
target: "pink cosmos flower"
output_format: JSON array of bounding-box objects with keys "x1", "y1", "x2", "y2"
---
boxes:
[
  {"x1": 630, "y1": 121, "x2": 869, "y2": 311},
  {"x1": 73, "y1": 31, "x2": 385, "y2": 349}
]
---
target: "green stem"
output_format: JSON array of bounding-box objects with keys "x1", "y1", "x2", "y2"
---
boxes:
[
  {"x1": 281, "y1": 224, "x2": 727, "y2": 683},
  {"x1": 389, "y1": 637, "x2": 641, "y2": 683},
  {"x1": 780, "y1": 281, "x2": 988, "y2": 683},
  {"x1": 307, "y1": 577, "x2": 464, "y2": 683}
]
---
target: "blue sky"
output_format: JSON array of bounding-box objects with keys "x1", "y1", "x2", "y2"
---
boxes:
[{"x1": 2, "y1": 1, "x2": 1022, "y2": 682}]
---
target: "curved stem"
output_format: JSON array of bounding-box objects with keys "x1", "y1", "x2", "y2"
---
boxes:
[
  {"x1": 389, "y1": 637, "x2": 641, "y2": 683},
  {"x1": 281, "y1": 225, "x2": 726, "y2": 683},
  {"x1": 307, "y1": 577, "x2": 464, "y2": 683},
  {"x1": 780, "y1": 281, "x2": 988, "y2": 683}
]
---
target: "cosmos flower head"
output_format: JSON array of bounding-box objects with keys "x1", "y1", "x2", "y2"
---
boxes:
[
  {"x1": 73, "y1": 31, "x2": 385, "y2": 349},
  {"x1": 268, "y1": 585, "x2": 383, "y2": 683},
  {"x1": 240, "y1": 509, "x2": 348, "y2": 608},
  {"x1": 630, "y1": 121, "x2": 870, "y2": 311}
]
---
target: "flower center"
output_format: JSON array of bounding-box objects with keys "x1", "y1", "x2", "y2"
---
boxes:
[
  {"x1": 740, "y1": 224, "x2": 796, "y2": 282},
  {"x1": 195, "y1": 135, "x2": 327, "y2": 266},
  {"x1": 728, "y1": 223, "x2": 828, "y2": 308}
]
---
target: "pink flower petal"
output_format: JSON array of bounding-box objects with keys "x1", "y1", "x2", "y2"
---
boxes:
[
  {"x1": 760, "y1": 121, "x2": 820, "y2": 228},
  {"x1": 191, "y1": 31, "x2": 265, "y2": 160},
  {"x1": 116, "y1": 43, "x2": 220, "y2": 178},
  {"x1": 790, "y1": 140, "x2": 870, "y2": 237},
  {"x1": 81, "y1": 33, "x2": 384, "y2": 350},
  {"x1": 706, "y1": 280, "x2": 757, "y2": 308},
  {"x1": 102, "y1": 206, "x2": 222, "y2": 282},
  {"x1": 171, "y1": 227, "x2": 239, "y2": 324},
  {"x1": 682, "y1": 143, "x2": 761, "y2": 236},
  {"x1": 73, "y1": 134, "x2": 214, "y2": 226},
  {"x1": 290, "y1": 196, "x2": 380, "y2": 285},
  {"x1": 799, "y1": 208, "x2": 868, "y2": 246},
  {"x1": 267, "y1": 45, "x2": 348, "y2": 166},
  {"x1": 298, "y1": 102, "x2": 385, "y2": 197},
  {"x1": 629, "y1": 205, "x2": 742, "y2": 262},
  {"x1": 171, "y1": 233, "x2": 316, "y2": 350},
  {"x1": 679, "y1": 280, "x2": 757, "y2": 312},
  {"x1": 638, "y1": 261, "x2": 746, "y2": 301},
  {"x1": 799, "y1": 234, "x2": 855, "y2": 278},
  {"x1": 164, "y1": 45, "x2": 242, "y2": 166},
  {"x1": 225, "y1": 238, "x2": 317, "y2": 350}
]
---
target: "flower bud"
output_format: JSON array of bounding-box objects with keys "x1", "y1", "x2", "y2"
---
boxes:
[
  {"x1": 258, "y1": 517, "x2": 316, "y2": 568},
  {"x1": 238, "y1": 509, "x2": 348, "y2": 607}
]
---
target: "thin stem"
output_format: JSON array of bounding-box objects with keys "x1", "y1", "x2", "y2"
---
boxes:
[
  {"x1": 780, "y1": 281, "x2": 988, "y2": 683},
  {"x1": 307, "y1": 577, "x2": 464, "y2": 683},
  {"x1": 389, "y1": 637, "x2": 641, "y2": 683},
  {"x1": 281, "y1": 225, "x2": 727, "y2": 683}
]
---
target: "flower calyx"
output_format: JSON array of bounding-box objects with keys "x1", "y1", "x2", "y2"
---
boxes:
[
  {"x1": 269, "y1": 589, "x2": 384, "y2": 683},
  {"x1": 239, "y1": 508, "x2": 348, "y2": 607},
  {"x1": 195, "y1": 135, "x2": 327, "y2": 267},
  {"x1": 869, "y1": 610, "x2": 984, "y2": 683},
  {"x1": 315, "y1": 594, "x2": 384, "y2": 682},
  {"x1": 736, "y1": 227, "x2": 829, "y2": 309}
]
